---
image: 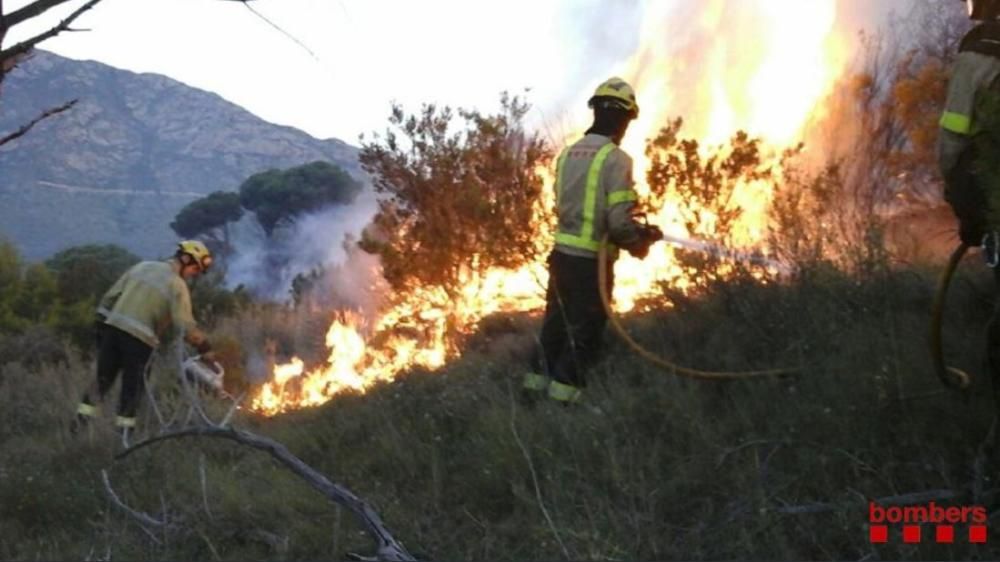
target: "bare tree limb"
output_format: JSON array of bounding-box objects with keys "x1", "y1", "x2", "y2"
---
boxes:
[
  {"x1": 0, "y1": 0, "x2": 8, "y2": 51},
  {"x1": 100, "y1": 469, "x2": 169, "y2": 530},
  {"x1": 219, "y1": 390, "x2": 245, "y2": 427},
  {"x1": 0, "y1": 98, "x2": 76, "y2": 146},
  {"x1": 115, "y1": 426, "x2": 416, "y2": 562},
  {"x1": 0, "y1": 0, "x2": 102, "y2": 65},
  {"x1": 199, "y1": 453, "x2": 214, "y2": 520},
  {"x1": 774, "y1": 488, "x2": 1000, "y2": 515},
  {"x1": 5, "y1": 0, "x2": 83, "y2": 30}
]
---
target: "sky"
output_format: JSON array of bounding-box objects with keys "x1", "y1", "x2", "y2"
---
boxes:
[
  {"x1": 6, "y1": 0, "x2": 633, "y2": 143},
  {"x1": 6, "y1": 0, "x2": 898, "y2": 146}
]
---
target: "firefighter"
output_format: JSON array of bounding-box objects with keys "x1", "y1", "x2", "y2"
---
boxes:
[
  {"x1": 522, "y1": 77, "x2": 663, "y2": 405},
  {"x1": 72, "y1": 240, "x2": 215, "y2": 443},
  {"x1": 939, "y1": 0, "x2": 1000, "y2": 406}
]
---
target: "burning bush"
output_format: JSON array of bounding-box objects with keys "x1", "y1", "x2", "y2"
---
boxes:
[
  {"x1": 645, "y1": 118, "x2": 778, "y2": 289},
  {"x1": 358, "y1": 93, "x2": 553, "y2": 297}
]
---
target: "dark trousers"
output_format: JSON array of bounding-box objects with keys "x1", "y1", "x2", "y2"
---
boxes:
[
  {"x1": 83, "y1": 324, "x2": 154, "y2": 418},
  {"x1": 944, "y1": 145, "x2": 991, "y2": 245},
  {"x1": 947, "y1": 148, "x2": 1000, "y2": 412},
  {"x1": 987, "y1": 268, "x2": 1000, "y2": 415},
  {"x1": 530, "y1": 250, "x2": 614, "y2": 388}
]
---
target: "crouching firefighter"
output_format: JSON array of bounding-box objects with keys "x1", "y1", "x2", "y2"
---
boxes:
[
  {"x1": 936, "y1": 0, "x2": 1000, "y2": 400},
  {"x1": 72, "y1": 241, "x2": 216, "y2": 443},
  {"x1": 522, "y1": 77, "x2": 663, "y2": 405}
]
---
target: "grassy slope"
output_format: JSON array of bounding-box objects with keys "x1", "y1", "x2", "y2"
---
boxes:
[{"x1": 3, "y1": 259, "x2": 1000, "y2": 560}]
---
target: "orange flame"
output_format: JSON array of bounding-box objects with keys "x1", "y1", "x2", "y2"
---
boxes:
[{"x1": 251, "y1": 0, "x2": 851, "y2": 415}]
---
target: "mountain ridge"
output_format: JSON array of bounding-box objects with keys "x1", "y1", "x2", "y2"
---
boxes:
[{"x1": 0, "y1": 50, "x2": 362, "y2": 259}]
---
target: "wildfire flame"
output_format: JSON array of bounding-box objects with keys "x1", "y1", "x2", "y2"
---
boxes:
[{"x1": 251, "y1": 0, "x2": 851, "y2": 416}]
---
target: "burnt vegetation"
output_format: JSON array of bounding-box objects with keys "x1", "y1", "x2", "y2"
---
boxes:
[{"x1": 5, "y1": 2, "x2": 1000, "y2": 561}]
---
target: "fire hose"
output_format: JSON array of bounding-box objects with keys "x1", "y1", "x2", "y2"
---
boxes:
[
  {"x1": 597, "y1": 234, "x2": 799, "y2": 380},
  {"x1": 929, "y1": 242, "x2": 973, "y2": 389}
]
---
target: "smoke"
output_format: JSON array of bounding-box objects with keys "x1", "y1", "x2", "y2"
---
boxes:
[
  {"x1": 225, "y1": 184, "x2": 381, "y2": 307},
  {"x1": 227, "y1": 0, "x2": 905, "y2": 304}
]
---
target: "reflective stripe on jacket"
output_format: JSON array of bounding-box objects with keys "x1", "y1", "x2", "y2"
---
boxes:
[
  {"x1": 97, "y1": 261, "x2": 196, "y2": 348},
  {"x1": 938, "y1": 51, "x2": 1000, "y2": 175},
  {"x1": 553, "y1": 134, "x2": 645, "y2": 258}
]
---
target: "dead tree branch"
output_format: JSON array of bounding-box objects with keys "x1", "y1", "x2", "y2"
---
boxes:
[
  {"x1": 5, "y1": 0, "x2": 85, "y2": 29},
  {"x1": 0, "y1": 1, "x2": 7, "y2": 55},
  {"x1": 100, "y1": 469, "x2": 169, "y2": 530},
  {"x1": 0, "y1": 98, "x2": 76, "y2": 146},
  {"x1": 774, "y1": 488, "x2": 1000, "y2": 515},
  {"x1": 115, "y1": 426, "x2": 416, "y2": 562},
  {"x1": 0, "y1": 0, "x2": 102, "y2": 68}
]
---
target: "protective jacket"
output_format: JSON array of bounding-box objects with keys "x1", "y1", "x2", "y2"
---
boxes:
[
  {"x1": 939, "y1": 23, "x2": 1000, "y2": 175},
  {"x1": 553, "y1": 133, "x2": 647, "y2": 258},
  {"x1": 97, "y1": 261, "x2": 197, "y2": 348}
]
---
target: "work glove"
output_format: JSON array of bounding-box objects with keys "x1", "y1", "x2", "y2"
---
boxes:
[{"x1": 626, "y1": 224, "x2": 664, "y2": 260}]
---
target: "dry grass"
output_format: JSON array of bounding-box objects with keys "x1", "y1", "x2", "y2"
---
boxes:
[{"x1": 1, "y1": 254, "x2": 1000, "y2": 560}]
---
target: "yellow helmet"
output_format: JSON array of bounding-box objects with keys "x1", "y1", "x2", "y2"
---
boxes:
[
  {"x1": 588, "y1": 77, "x2": 639, "y2": 120},
  {"x1": 177, "y1": 240, "x2": 213, "y2": 271}
]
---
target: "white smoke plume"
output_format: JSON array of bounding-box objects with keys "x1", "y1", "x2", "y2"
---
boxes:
[
  {"x1": 227, "y1": 0, "x2": 903, "y2": 307},
  {"x1": 225, "y1": 184, "x2": 380, "y2": 307}
]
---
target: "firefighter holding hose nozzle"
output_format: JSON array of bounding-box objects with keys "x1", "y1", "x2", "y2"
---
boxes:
[{"x1": 522, "y1": 77, "x2": 663, "y2": 405}]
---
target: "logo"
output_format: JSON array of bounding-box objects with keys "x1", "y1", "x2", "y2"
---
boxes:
[{"x1": 869, "y1": 501, "x2": 988, "y2": 544}]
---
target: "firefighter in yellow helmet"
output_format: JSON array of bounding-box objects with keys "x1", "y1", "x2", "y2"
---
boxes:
[
  {"x1": 72, "y1": 241, "x2": 216, "y2": 442},
  {"x1": 939, "y1": 0, "x2": 1000, "y2": 406},
  {"x1": 522, "y1": 77, "x2": 663, "y2": 405}
]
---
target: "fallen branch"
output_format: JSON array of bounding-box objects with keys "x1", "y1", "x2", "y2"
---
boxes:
[
  {"x1": 774, "y1": 488, "x2": 1000, "y2": 515},
  {"x1": 100, "y1": 469, "x2": 169, "y2": 530},
  {"x1": 0, "y1": 98, "x2": 76, "y2": 146},
  {"x1": 199, "y1": 453, "x2": 213, "y2": 520},
  {"x1": 115, "y1": 426, "x2": 416, "y2": 562}
]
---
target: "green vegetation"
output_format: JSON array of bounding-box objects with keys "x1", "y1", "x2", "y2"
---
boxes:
[
  {"x1": 170, "y1": 191, "x2": 244, "y2": 254},
  {"x1": 239, "y1": 161, "x2": 363, "y2": 237},
  {"x1": 0, "y1": 256, "x2": 998, "y2": 560},
  {"x1": 1, "y1": 6, "x2": 991, "y2": 561},
  {"x1": 0, "y1": 240, "x2": 140, "y2": 356},
  {"x1": 45, "y1": 244, "x2": 141, "y2": 305}
]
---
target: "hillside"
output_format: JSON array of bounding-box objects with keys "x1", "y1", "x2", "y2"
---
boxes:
[
  {"x1": 2, "y1": 258, "x2": 999, "y2": 560},
  {"x1": 0, "y1": 51, "x2": 362, "y2": 259}
]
